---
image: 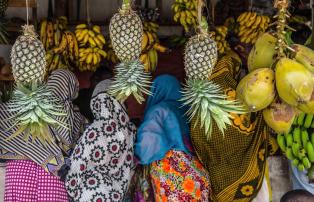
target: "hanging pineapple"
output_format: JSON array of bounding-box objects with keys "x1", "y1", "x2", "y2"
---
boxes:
[
  {"x1": 181, "y1": 0, "x2": 246, "y2": 139},
  {"x1": 6, "y1": 25, "x2": 67, "y2": 145},
  {"x1": 108, "y1": 0, "x2": 151, "y2": 104}
]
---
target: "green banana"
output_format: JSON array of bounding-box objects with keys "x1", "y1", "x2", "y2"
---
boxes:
[
  {"x1": 312, "y1": 133, "x2": 314, "y2": 146},
  {"x1": 293, "y1": 127, "x2": 302, "y2": 144},
  {"x1": 312, "y1": 120, "x2": 314, "y2": 128},
  {"x1": 306, "y1": 141, "x2": 314, "y2": 163},
  {"x1": 293, "y1": 116, "x2": 298, "y2": 125},
  {"x1": 301, "y1": 130, "x2": 310, "y2": 147},
  {"x1": 292, "y1": 142, "x2": 300, "y2": 157},
  {"x1": 304, "y1": 114, "x2": 314, "y2": 128},
  {"x1": 277, "y1": 134, "x2": 287, "y2": 152},
  {"x1": 285, "y1": 133, "x2": 293, "y2": 147},
  {"x1": 286, "y1": 147, "x2": 296, "y2": 160},
  {"x1": 297, "y1": 112, "x2": 306, "y2": 126},
  {"x1": 298, "y1": 149, "x2": 306, "y2": 159},
  {"x1": 292, "y1": 158, "x2": 299, "y2": 166},
  {"x1": 302, "y1": 157, "x2": 311, "y2": 169},
  {"x1": 298, "y1": 163, "x2": 305, "y2": 172}
]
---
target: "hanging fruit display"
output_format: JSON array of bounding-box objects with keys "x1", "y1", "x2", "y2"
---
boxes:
[
  {"x1": 181, "y1": 0, "x2": 246, "y2": 139},
  {"x1": 75, "y1": 24, "x2": 107, "y2": 72},
  {"x1": 7, "y1": 25, "x2": 67, "y2": 145},
  {"x1": 39, "y1": 17, "x2": 79, "y2": 72},
  {"x1": 236, "y1": 11, "x2": 271, "y2": 44},
  {"x1": 172, "y1": 0, "x2": 198, "y2": 32},
  {"x1": 138, "y1": 8, "x2": 169, "y2": 72},
  {"x1": 210, "y1": 25, "x2": 230, "y2": 55},
  {"x1": 108, "y1": 0, "x2": 151, "y2": 104},
  {"x1": 277, "y1": 112, "x2": 314, "y2": 181}
]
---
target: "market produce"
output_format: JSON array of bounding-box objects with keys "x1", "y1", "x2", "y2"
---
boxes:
[
  {"x1": 236, "y1": 68, "x2": 275, "y2": 112},
  {"x1": 236, "y1": 11, "x2": 271, "y2": 44},
  {"x1": 7, "y1": 25, "x2": 66, "y2": 145},
  {"x1": 181, "y1": 0, "x2": 246, "y2": 139},
  {"x1": 106, "y1": 42, "x2": 119, "y2": 64},
  {"x1": 292, "y1": 44, "x2": 314, "y2": 73},
  {"x1": 211, "y1": 25, "x2": 230, "y2": 55},
  {"x1": 108, "y1": 0, "x2": 151, "y2": 104},
  {"x1": 0, "y1": 0, "x2": 8, "y2": 17},
  {"x1": 172, "y1": 0, "x2": 198, "y2": 32},
  {"x1": 75, "y1": 24, "x2": 107, "y2": 71},
  {"x1": 247, "y1": 33, "x2": 277, "y2": 72},
  {"x1": 278, "y1": 112, "x2": 314, "y2": 181}
]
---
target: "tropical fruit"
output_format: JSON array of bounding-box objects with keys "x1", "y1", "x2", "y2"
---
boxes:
[
  {"x1": 275, "y1": 58, "x2": 314, "y2": 107},
  {"x1": 292, "y1": 44, "x2": 314, "y2": 73},
  {"x1": 298, "y1": 90, "x2": 314, "y2": 114},
  {"x1": 236, "y1": 68, "x2": 275, "y2": 112},
  {"x1": 172, "y1": 0, "x2": 197, "y2": 32},
  {"x1": 247, "y1": 33, "x2": 277, "y2": 71},
  {"x1": 263, "y1": 101, "x2": 296, "y2": 134}
]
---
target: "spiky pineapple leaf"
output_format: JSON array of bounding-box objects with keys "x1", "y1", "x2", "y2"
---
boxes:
[
  {"x1": 5, "y1": 83, "x2": 68, "y2": 146},
  {"x1": 109, "y1": 59, "x2": 152, "y2": 104},
  {"x1": 181, "y1": 79, "x2": 247, "y2": 140}
]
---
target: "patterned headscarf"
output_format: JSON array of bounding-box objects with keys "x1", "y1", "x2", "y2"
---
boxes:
[
  {"x1": 65, "y1": 79, "x2": 136, "y2": 202},
  {"x1": 0, "y1": 69, "x2": 84, "y2": 177}
]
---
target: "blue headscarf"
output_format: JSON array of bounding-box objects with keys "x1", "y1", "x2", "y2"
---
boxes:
[{"x1": 135, "y1": 75, "x2": 192, "y2": 165}]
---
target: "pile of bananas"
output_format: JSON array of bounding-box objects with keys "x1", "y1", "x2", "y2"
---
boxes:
[
  {"x1": 40, "y1": 17, "x2": 79, "y2": 72},
  {"x1": 210, "y1": 26, "x2": 231, "y2": 55},
  {"x1": 75, "y1": 24, "x2": 107, "y2": 72},
  {"x1": 172, "y1": 0, "x2": 198, "y2": 32},
  {"x1": 140, "y1": 22, "x2": 169, "y2": 72},
  {"x1": 106, "y1": 42, "x2": 119, "y2": 64},
  {"x1": 237, "y1": 12, "x2": 271, "y2": 44},
  {"x1": 277, "y1": 113, "x2": 314, "y2": 172}
]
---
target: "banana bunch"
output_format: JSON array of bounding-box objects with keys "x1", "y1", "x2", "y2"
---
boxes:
[
  {"x1": 143, "y1": 22, "x2": 159, "y2": 33},
  {"x1": 40, "y1": 16, "x2": 68, "y2": 50},
  {"x1": 237, "y1": 12, "x2": 271, "y2": 44},
  {"x1": 106, "y1": 42, "x2": 119, "y2": 64},
  {"x1": 140, "y1": 28, "x2": 169, "y2": 72},
  {"x1": 210, "y1": 26, "x2": 231, "y2": 55},
  {"x1": 277, "y1": 112, "x2": 314, "y2": 172},
  {"x1": 172, "y1": 0, "x2": 198, "y2": 32},
  {"x1": 75, "y1": 24, "x2": 107, "y2": 72}
]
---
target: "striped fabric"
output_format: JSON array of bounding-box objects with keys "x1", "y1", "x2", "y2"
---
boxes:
[{"x1": 0, "y1": 69, "x2": 84, "y2": 177}]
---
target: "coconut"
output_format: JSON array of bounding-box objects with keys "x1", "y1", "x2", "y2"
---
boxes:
[
  {"x1": 276, "y1": 58, "x2": 314, "y2": 106},
  {"x1": 263, "y1": 100, "x2": 296, "y2": 134},
  {"x1": 298, "y1": 90, "x2": 314, "y2": 114},
  {"x1": 236, "y1": 68, "x2": 275, "y2": 112},
  {"x1": 248, "y1": 33, "x2": 277, "y2": 72}
]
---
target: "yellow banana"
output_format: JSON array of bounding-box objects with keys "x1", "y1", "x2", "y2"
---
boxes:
[
  {"x1": 86, "y1": 53, "x2": 94, "y2": 64},
  {"x1": 98, "y1": 49, "x2": 107, "y2": 58},
  {"x1": 92, "y1": 25, "x2": 101, "y2": 34},
  {"x1": 93, "y1": 37, "x2": 103, "y2": 49},
  {"x1": 96, "y1": 34, "x2": 106, "y2": 44},
  {"x1": 88, "y1": 30, "x2": 95, "y2": 37},
  {"x1": 40, "y1": 20, "x2": 47, "y2": 43},
  {"x1": 142, "y1": 32, "x2": 149, "y2": 51},
  {"x1": 252, "y1": 15, "x2": 262, "y2": 29},
  {"x1": 76, "y1": 24, "x2": 87, "y2": 29},
  {"x1": 88, "y1": 37, "x2": 97, "y2": 47},
  {"x1": 174, "y1": 12, "x2": 181, "y2": 22},
  {"x1": 153, "y1": 43, "x2": 168, "y2": 53}
]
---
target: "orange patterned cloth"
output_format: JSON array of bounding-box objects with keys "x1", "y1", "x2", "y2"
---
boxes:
[{"x1": 150, "y1": 150, "x2": 212, "y2": 202}]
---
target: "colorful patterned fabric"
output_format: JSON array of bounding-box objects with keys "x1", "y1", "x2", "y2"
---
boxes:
[
  {"x1": 135, "y1": 75, "x2": 192, "y2": 165},
  {"x1": 0, "y1": 69, "x2": 85, "y2": 177},
  {"x1": 4, "y1": 160, "x2": 68, "y2": 202},
  {"x1": 65, "y1": 80, "x2": 136, "y2": 202},
  {"x1": 150, "y1": 150, "x2": 211, "y2": 202},
  {"x1": 190, "y1": 54, "x2": 270, "y2": 202}
]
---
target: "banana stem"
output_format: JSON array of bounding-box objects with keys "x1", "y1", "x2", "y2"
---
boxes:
[
  {"x1": 86, "y1": 0, "x2": 91, "y2": 26},
  {"x1": 122, "y1": 0, "x2": 131, "y2": 11},
  {"x1": 274, "y1": 0, "x2": 289, "y2": 59},
  {"x1": 197, "y1": 0, "x2": 208, "y2": 35}
]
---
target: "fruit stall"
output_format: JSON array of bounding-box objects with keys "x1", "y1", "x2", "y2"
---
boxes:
[{"x1": 0, "y1": 0, "x2": 314, "y2": 201}]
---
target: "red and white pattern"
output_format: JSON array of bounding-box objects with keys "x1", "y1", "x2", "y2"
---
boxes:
[{"x1": 4, "y1": 160, "x2": 68, "y2": 202}]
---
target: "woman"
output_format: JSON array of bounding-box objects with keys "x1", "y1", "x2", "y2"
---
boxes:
[
  {"x1": 0, "y1": 69, "x2": 85, "y2": 201},
  {"x1": 65, "y1": 79, "x2": 137, "y2": 202},
  {"x1": 135, "y1": 75, "x2": 211, "y2": 202},
  {"x1": 289, "y1": 163, "x2": 314, "y2": 194},
  {"x1": 190, "y1": 54, "x2": 272, "y2": 202}
]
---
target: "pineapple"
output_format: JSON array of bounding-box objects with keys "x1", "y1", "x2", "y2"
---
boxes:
[
  {"x1": 181, "y1": 16, "x2": 246, "y2": 139},
  {"x1": 6, "y1": 25, "x2": 67, "y2": 145},
  {"x1": 0, "y1": 0, "x2": 8, "y2": 17},
  {"x1": 108, "y1": 0, "x2": 151, "y2": 104},
  {"x1": 11, "y1": 25, "x2": 46, "y2": 84}
]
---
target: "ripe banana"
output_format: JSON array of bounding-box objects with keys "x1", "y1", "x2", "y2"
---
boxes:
[{"x1": 172, "y1": 0, "x2": 198, "y2": 32}]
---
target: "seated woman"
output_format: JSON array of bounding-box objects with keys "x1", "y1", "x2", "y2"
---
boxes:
[
  {"x1": 190, "y1": 54, "x2": 272, "y2": 202},
  {"x1": 65, "y1": 79, "x2": 136, "y2": 202},
  {"x1": 135, "y1": 74, "x2": 211, "y2": 202},
  {"x1": 0, "y1": 69, "x2": 85, "y2": 201}
]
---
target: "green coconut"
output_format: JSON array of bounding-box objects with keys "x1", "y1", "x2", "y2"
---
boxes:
[
  {"x1": 298, "y1": 90, "x2": 314, "y2": 114},
  {"x1": 276, "y1": 58, "x2": 314, "y2": 107},
  {"x1": 248, "y1": 33, "x2": 277, "y2": 72},
  {"x1": 236, "y1": 68, "x2": 275, "y2": 112}
]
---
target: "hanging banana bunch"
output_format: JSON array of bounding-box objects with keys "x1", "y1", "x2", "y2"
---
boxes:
[
  {"x1": 236, "y1": 11, "x2": 271, "y2": 44},
  {"x1": 172, "y1": 0, "x2": 198, "y2": 32},
  {"x1": 210, "y1": 25, "x2": 231, "y2": 55}
]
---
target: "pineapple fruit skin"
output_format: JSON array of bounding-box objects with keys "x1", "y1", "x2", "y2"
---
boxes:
[
  {"x1": 109, "y1": 12, "x2": 143, "y2": 62},
  {"x1": 184, "y1": 34, "x2": 217, "y2": 80},
  {"x1": 11, "y1": 34, "x2": 46, "y2": 84}
]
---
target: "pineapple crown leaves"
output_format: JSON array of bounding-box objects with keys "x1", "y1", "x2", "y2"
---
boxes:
[
  {"x1": 3, "y1": 83, "x2": 68, "y2": 145},
  {"x1": 181, "y1": 79, "x2": 247, "y2": 140},
  {"x1": 108, "y1": 59, "x2": 152, "y2": 104},
  {"x1": 21, "y1": 25, "x2": 38, "y2": 40}
]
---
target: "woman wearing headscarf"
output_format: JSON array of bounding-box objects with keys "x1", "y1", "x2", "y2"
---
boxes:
[
  {"x1": 0, "y1": 69, "x2": 85, "y2": 201},
  {"x1": 135, "y1": 74, "x2": 211, "y2": 202},
  {"x1": 65, "y1": 79, "x2": 137, "y2": 202},
  {"x1": 190, "y1": 53, "x2": 274, "y2": 202}
]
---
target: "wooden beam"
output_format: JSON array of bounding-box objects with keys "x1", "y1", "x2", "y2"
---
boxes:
[{"x1": 8, "y1": 0, "x2": 37, "y2": 8}]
